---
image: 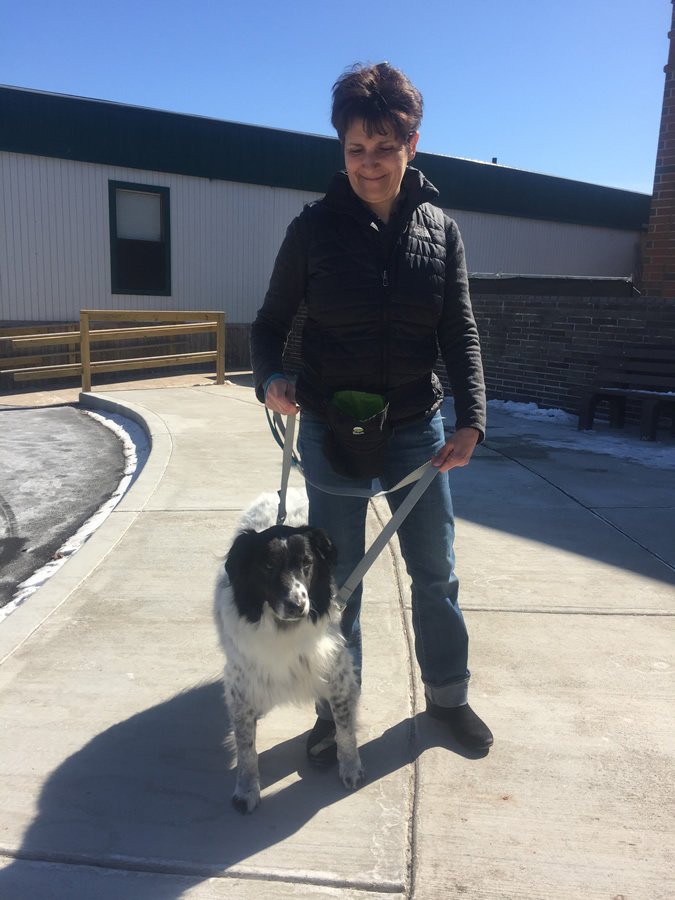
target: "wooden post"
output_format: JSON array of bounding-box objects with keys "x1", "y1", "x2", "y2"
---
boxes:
[
  {"x1": 216, "y1": 312, "x2": 226, "y2": 385},
  {"x1": 80, "y1": 310, "x2": 91, "y2": 392}
]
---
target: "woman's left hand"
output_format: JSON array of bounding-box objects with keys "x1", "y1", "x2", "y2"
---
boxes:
[{"x1": 431, "y1": 427, "x2": 480, "y2": 473}]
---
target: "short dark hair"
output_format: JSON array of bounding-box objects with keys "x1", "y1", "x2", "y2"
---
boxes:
[{"x1": 331, "y1": 62, "x2": 423, "y2": 145}]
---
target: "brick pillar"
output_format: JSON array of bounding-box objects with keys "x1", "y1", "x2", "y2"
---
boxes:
[{"x1": 642, "y1": 1, "x2": 675, "y2": 298}]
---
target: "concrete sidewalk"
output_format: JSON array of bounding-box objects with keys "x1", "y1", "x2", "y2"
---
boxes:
[{"x1": 0, "y1": 382, "x2": 673, "y2": 899}]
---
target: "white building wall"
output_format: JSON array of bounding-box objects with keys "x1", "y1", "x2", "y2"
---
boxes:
[
  {"x1": 0, "y1": 151, "x2": 639, "y2": 325},
  {"x1": 449, "y1": 208, "x2": 638, "y2": 279},
  {"x1": 0, "y1": 152, "x2": 319, "y2": 324}
]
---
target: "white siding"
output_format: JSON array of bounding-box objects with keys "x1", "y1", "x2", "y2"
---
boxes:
[
  {"x1": 448, "y1": 208, "x2": 638, "y2": 279},
  {"x1": 0, "y1": 151, "x2": 639, "y2": 325},
  {"x1": 0, "y1": 152, "x2": 319, "y2": 323}
]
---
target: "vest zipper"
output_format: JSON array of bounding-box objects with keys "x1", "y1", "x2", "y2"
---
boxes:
[
  {"x1": 369, "y1": 218, "x2": 411, "y2": 392},
  {"x1": 381, "y1": 226, "x2": 407, "y2": 390},
  {"x1": 380, "y1": 267, "x2": 389, "y2": 392}
]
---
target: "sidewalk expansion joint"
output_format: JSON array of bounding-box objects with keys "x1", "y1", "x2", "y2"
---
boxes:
[
  {"x1": 484, "y1": 443, "x2": 675, "y2": 575},
  {"x1": 132, "y1": 507, "x2": 251, "y2": 513},
  {"x1": 193, "y1": 386, "x2": 259, "y2": 406},
  {"x1": 0, "y1": 849, "x2": 404, "y2": 893},
  {"x1": 462, "y1": 606, "x2": 675, "y2": 617},
  {"x1": 371, "y1": 499, "x2": 419, "y2": 900},
  {"x1": 592, "y1": 505, "x2": 675, "y2": 510}
]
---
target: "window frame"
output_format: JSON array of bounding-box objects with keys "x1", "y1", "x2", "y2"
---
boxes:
[{"x1": 108, "y1": 181, "x2": 171, "y2": 296}]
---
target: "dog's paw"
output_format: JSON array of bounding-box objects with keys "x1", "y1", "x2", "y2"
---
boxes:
[
  {"x1": 232, "y1": 783, "x2": 261, "y2": 814},
  {"x1": 339, "y1": 756, "x2": 365, "y2": 791}
]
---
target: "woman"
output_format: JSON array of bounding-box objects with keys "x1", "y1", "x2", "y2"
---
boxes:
[{"x1": 251, "y1": 62, "x2": 493, "y2": 760}]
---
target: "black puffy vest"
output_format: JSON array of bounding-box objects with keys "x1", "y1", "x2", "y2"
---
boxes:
[
  {"x1": 251, "y1": 167, "x2": 486, "y2": 433},
  {"x1": 296, "y1": 169, "x2": 447, "y2": 422}
]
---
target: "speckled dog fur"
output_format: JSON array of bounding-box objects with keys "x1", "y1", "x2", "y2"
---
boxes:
[{"x1": 214, "y1": 488, "x2": 364, "y2": 813}]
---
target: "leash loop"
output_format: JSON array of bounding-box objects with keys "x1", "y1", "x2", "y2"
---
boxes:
[{"x1": 271, "y1": 411, "x2": 441, "y2": 602}]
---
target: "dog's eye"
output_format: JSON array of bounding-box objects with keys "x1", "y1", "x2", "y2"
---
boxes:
[{"x1": 264, "y1": 562, "x2": 276, "y2": 574}]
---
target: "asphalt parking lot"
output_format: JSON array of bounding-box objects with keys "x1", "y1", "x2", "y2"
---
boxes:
[{"x1": 0, "y1": 404, "x2": 124, "y2": 607}]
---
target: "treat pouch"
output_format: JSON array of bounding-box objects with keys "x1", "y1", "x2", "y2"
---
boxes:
[{"x1": 323, "y1": 390, "x2": 392, "y2": 479}]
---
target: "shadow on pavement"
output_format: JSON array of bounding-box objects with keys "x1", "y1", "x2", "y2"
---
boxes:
[
  {"x1": 449, "y1": 445, "x2": 675, "y2": 592},
  {"x1": 0, "y1": 682, "x2": 478, "y2": 897}
]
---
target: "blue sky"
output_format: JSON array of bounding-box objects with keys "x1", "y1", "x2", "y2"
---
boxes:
[{"x1": 1, "y1": 0, "x2": 669, "y2": 194}]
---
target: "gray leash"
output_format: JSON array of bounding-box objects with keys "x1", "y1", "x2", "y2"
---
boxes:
[
  {"x1": 275, "y1": 412, "x2": 297, "y2": 525},
  {"x1": 273, "y1": 412, "x2": 440, "y2": 605},
  {"x1": 334, "y1": 459, "x2": 439, "y2": 607}
]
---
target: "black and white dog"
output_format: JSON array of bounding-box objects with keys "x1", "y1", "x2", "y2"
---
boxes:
[{"x1": 214, "y1": 489, "x2": 364, "y2": 813}]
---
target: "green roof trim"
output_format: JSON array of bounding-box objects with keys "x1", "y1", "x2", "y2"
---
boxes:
[{"x1": 0, "y1": 85, "x2": 650, "y2": 231}]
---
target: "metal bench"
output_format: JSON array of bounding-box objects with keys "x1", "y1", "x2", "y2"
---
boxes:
[{"x1": 577, "y1": 346, "x2": 675, "y2": 441}]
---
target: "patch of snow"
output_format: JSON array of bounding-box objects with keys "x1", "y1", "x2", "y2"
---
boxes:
[
  {"x1": 0, "y1": 412, "x2": 150, "y2": 623},
  {"x1": 530, "y1": 430, "x2": 674, "y2": 470},
  {"x1": 485, "y1": 399, "x2": 675, "y2": 471},
  {"x1": 487, "y1": 399, "x2": 576, "y2": 424}
]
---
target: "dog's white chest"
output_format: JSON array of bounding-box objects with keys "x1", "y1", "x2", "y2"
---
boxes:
[{"x1": 222, "y1": 613, "x2": 339, "y2": 710}]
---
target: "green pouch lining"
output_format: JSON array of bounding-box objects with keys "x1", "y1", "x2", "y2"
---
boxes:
[{"x1": 331, "y1": 390, "x2": 387, "y2": 421}]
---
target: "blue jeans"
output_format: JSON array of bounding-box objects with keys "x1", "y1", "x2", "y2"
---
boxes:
[{"x1": 297, "y1": 410, "x2": 470, "y2": 719}]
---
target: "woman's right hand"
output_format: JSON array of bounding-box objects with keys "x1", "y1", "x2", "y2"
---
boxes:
[{"x1": 265, "y1": 378, "x2": 300, "y2": 415}]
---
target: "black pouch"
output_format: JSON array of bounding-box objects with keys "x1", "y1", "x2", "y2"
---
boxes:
[{"x1": 324, "y1": 390, "x2": 392, "y2": 479}]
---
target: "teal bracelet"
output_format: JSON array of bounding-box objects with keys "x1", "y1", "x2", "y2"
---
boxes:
[{"x1": 263, "y1": 373, "x2": 286, "y2": 396}]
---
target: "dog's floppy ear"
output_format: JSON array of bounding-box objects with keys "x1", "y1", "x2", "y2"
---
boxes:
[
  {"x1": 225, "y1": 530, "x2": 258, "y2": 581},
  {"x1": 307, "y1": 528, "x2": 337, "y2": 567}
]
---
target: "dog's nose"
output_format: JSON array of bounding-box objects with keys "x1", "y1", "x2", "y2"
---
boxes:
[
  {"x1": 283, "y1": 582, "x2": 309, "y2": 618},
  {"x1": 283, "y1": 599, "x2": 304, "y2": 617}
]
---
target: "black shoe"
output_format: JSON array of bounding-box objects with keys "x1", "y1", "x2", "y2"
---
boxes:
[
  {"x1": 425, "y1": 699, "x2": 494, "y2": 751},
  {"x1": 306, "y1": 717, "x2": 338, "y2": 767}
]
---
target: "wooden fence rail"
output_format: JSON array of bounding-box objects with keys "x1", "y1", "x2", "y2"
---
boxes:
[{"x1": 0, "y1": 310, "x2": 226, "y2": 392}]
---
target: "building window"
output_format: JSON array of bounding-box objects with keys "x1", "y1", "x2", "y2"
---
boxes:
[{"x1": 109, "y1": 182, "x2": 171, "y2": 294}]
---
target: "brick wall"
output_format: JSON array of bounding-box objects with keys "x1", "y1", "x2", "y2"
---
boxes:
[
  {"x1": 641, "y1": 0, "x2": 675, "y2": 297},
  {"x1": 470, "y1": 293, "x2": 675, "y2": 413}
]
